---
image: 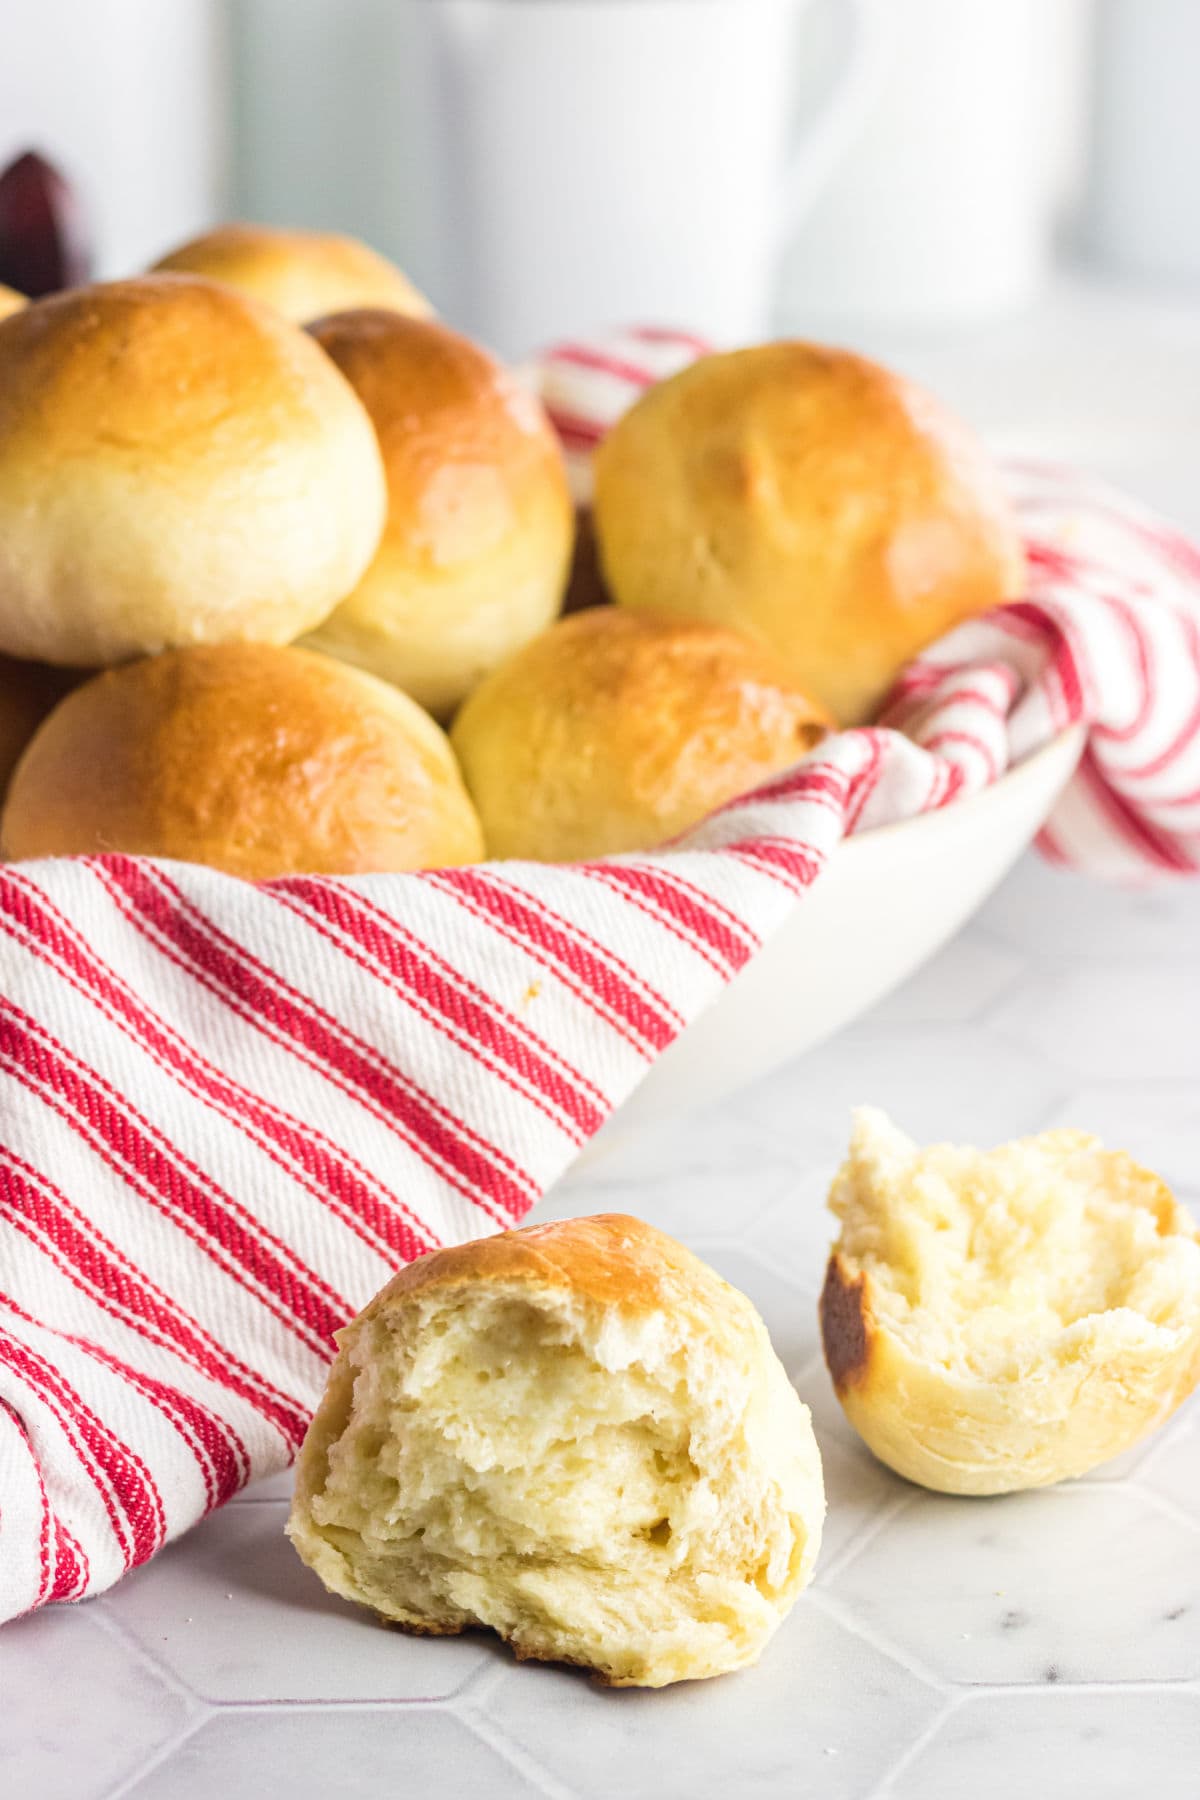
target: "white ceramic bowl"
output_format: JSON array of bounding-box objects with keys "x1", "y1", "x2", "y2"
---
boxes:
[{"x1": 593, "y1": 725, "x2": 1085, "y2": 1151}]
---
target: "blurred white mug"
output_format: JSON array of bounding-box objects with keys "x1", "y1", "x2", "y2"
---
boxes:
[
  {"x1": 1084, "y1": 0, "x2": 1200, "y2": 286},
  {"x1": 234, "y1": 0, "x2": 888, "y2": 357},
  {"x1": 778, "y1": 0, "x2": 1080, "y2": 327}
]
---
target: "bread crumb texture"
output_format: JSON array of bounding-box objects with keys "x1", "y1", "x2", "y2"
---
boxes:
[
  {"x1": 820, "y1": 1108, "x2": 1200, "y2": 1494},
  {"x1": 290, "y1": 1215, "x2": 825, "y2": 1687}
]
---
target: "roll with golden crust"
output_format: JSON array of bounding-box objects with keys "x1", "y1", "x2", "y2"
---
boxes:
[
  {"x1": 819, "y1": 1109, "x2": 1200, "y2": 1495},
  {"x1": 303, "y1": 310, "x2": 574, "y2": 718},
  {"x1": 0, "y1": 276, "x2": 387, "y2": 667},
  {"x1": 289, "y1": 1213, "x2": 825, "y2": 1687},
  {"x1": 1, "y1": 643, "x2": 483, "y2": 879},
  {"x1": 152, "y1": 222, "x2": 432, "y2": 324},
  {"x1": 594, "y1": 342, "x2": 1026, "y2": 725},
  {"x1": 0, "y1": 284, "x2": 25, "y2": 321},
  {"x1": 451, "y1": 607, "x2": 832, "y2": 861}
]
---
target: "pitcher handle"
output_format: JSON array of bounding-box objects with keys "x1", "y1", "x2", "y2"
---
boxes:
[{"x1": 774, "y1": 0, "x2": 894, "y2": 253}]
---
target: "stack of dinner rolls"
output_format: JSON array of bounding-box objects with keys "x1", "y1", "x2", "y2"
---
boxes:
[{"x1": 0, "y1": 221, "x2": 1026, "y2": 878}]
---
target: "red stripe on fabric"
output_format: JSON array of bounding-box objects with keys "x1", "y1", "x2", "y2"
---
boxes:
[
  {"x1": 1, "y1": 1396, "x2": 93, "y2": 1603},
  {"x1": 845, "y1": 733, "x2": 886, "y2": 832},
  {"x1": 582, "y1": 863, "x2": 755, "y2": 978},
  {"x1": 626, "y1": 325, "x2": 712, "y2": 355},
  {"x1": 0, "y1": 1314, "x2": 163, "y2": 1571},
  {"x1": 998, "y1": 601, "x2": 1087, "y2": 731},
  {"x1": 1148, "y1": 781, "x2": 1200, "y2": 810},
  {"x1": 0, "y1": 997, "x2": 349, "y2": 1359},
  {"x1": 100, "y1": 859, "x2": 527, "y2": 1228},
  {"x1": 430, "y1": 866, "x2": 681, "y2": 1052},
  {"x1": 921, "y1": 729, "x2": 1003, "y2": 782},
  {"x1": 1116, "y1": 610, "x2": 1200, "y2": 782},
  {"x1": 0, "y1": 871, "x2": 434, "y2": 1266},
  {"x1": 68, "y1": 1337, "x2": 244, "y2": 1512},
  {"x1": 884, "y1": 659, "x2": 946, "y2": 701},
  {"x1": 1035, "y1": 821, "x2": 1074, "y2": 867},
  {"x1": 303, "y1": 878, "x2": 614, "y2": 1113},
  {"x1": 1077, "y1": 748, "x2": 1194, "y2": 873},
  {"x1": 726, "y1": 836, "x2": 826, "y2": 891},
  {"x1": 1088, "y1": 588, "x2": 1154, "y2": 747},
  {"x1": 50, "y1": 1516, "x2": 90, "y2": 1601},
  {"x1": 1026, "y1": 541, "x2": 1092, "y2": 587},
  {"x1": 927, "y1": 758, "x2": 968, "y2": 811},
  {"x1": 0, "y1": 1146, "x2": 303, "y2": 1452},
  {"x1": 544, "y1": 341, "x2": 659, "y2": 388},
  {"x1": 941, "y1": 680, "x2": 1017, "y2": 714},
  {"x1": 544, "y1": 406, "x2": 605, "y2": 447},
  {"x1": 1026, "y1": 531, "x2": 1156, "y2": 599},
  {"x1": 906, "y1": 665, "x2": 1021, "y2": 717},
  {"x1": 726, "y1": 761, "x2": 852, "y2": 814},
  {"x1": 890, "y1": 685, "x2": 1011, "y2": 733},
  {"x1": 270, "y1": 878, "x2": 605, "y2": 1142},
  {"x1": 0, "y1": 1397, "x2": 51, "y2": 1608},
  {"x1": 615, "y1": 859, "x2": 762, "y2": 954}
]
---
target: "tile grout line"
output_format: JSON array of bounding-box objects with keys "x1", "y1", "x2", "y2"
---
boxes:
[
  {"x1": 88, "y1": 1602, "x2": 211, "y2": 1710},
  {"x1": 864, "y1": 1689, "x2": 962, "y2": 1800},
  {"x1": 813, "y1": 1488, "x2": 917, "y2": 1588},
  {"x1": 103, "y1": 1714, "x2": 210, "y2": 1800},
  {"x1": 460, "y1": 1703, "x2": 577, "y2": 1800},
  {"x1": 1123, "y1": 1480, "x2": 1200, "y2": 1536},
  {"x1": 806, "y1": 1586, "x2": 947, "y2": 1693}
]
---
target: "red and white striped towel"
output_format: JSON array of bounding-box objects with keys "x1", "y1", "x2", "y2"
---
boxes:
[{"x1": 2, "y1": 334, "x2": 1200, "y2": 1625}]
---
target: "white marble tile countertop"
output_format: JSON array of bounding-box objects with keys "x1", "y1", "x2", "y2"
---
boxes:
[{"x1": 4, "y1": 276, "x2": 1200, "y2": 1799}]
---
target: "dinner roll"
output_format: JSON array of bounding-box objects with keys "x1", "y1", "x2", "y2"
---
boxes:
[
  {"x1": 594, "y1": 343, "x2": 1026, "y2": 725},
  {"x1": 152, "y1": 223, "x2": 432, "y2": 324},
  {"x1": 0, "y1": 656, "x2": 77, "y2": 805},
  {"x1": 1, "y1": 644, "x2": 483, "y2": 879},
  {"x1": 302, "y1": 311, "x2": 573, "y2": 718},
  {"x1": 289, "y1": 1213, "x2": 825, "y2": 1687},
  {"x1": 820, "y1": 1109, "x2": 1200, "y2": 1496},
  {"x1": 0, "y1": 284, "x2": 25, "y2": 320},
  {"x1": 451, "y1": 608, "x2": 831, "y2": 861},
  {"x1": 0, "y1": 276, "x2": 387, "y2": 667}
]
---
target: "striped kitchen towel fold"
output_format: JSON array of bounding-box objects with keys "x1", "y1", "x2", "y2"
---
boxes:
[{"x1": 1, "y1": 343, "x2": 1199, "y2": 1623}]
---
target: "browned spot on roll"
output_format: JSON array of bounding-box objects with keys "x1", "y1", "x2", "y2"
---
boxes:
[{"x1": 819, "y1": 1253, "x2": 871, "y2": 1392}]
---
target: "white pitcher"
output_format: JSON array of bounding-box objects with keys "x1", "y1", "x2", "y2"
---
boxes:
[{"x1": 233, "y1": 0, "x2": 889, "y2": 357}]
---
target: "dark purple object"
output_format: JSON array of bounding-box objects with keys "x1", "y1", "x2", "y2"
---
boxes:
[{"x1": 0, "y1": 151, "x2": 91, "y2": 298}]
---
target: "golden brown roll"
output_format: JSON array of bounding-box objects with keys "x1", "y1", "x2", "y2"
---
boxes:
[
  {"x1": 151, "y1": 222, "x2": 432, "y2": 324},
  {"x1": 820, "y1": 1109, "x2": 1200, "y2": 1495},
  {"x1": 594, "y1": 342, "x2": 1026, "y2": 725},
  {"x1": 451, "y1": 608, "x2": 831, "y2": 861},
  {"x1": 0, "y1": 284, "x2": 25, "y2": 321},
  {"x1": 0, "y1": 276, "x2": 387, "y2": 668},
  {"x1": 302, "y1": 310, "x2": 574, "y2": 719},
  {"x1": 1, "y1": 643, "x2": 484, "y2": 879},
  {"x1": 289, "y1": 1213, "x2": 825, "y2": 1687},
  {"x1": 0, "y1": 656, "x2": 78, "y2": 806}
]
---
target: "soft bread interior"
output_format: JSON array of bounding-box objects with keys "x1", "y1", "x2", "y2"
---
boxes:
[
  {"x1": 832, "y1": 1108, "x2": 1200, "y2": 1383},
  {"x1": 292, "y1": 1276, "x2": 823, "y2": 1687}
]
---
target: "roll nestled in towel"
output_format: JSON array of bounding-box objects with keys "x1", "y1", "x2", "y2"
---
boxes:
[
  {"x1": 594, "y1": 342, "x2": 1025, "y2": 725},
  {"x1": 0, "y1": 275, "x2": 387, "y2": 666},
  {"x1": 303, "y1": 309, "x2": 573, "y2": 718},
  {"x1": 451, "y1": 607, "x2": 831, "y2": 860},
  {"x1": 1, "y1": 643, "x2": 483, "y2": 879}
]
